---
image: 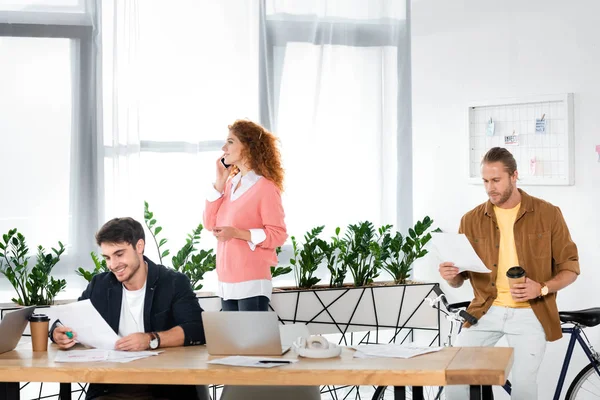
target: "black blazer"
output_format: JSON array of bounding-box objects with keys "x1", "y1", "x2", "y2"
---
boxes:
[{"x1": 51, "y1": 256, "x2": 206, "y2": 399}]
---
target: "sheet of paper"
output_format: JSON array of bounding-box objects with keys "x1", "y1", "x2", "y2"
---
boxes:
[
  {"x1": 207, "y1": 356, "x2": 298, "y2": 368},
  {"x1": 53, "y1": 299, "x2": 120, "y2": 350},
  {"x1": 55, "y1": 349, "x2": 161, "y2": 363},
  {"x1": 352, "y1": 344, "x2": 444, "y2": 359},
  {"x1": 429, "y1": 232, "x2": 491, "y2": 273}
]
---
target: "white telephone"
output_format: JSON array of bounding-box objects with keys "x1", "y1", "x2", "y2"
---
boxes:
[{"x1": 292, "y1": 335, "x2": 341, "y2": 358}]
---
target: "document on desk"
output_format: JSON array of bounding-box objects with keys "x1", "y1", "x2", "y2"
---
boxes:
[
  {"x1": 54, "y1": 299, "x2": 120, "y2": 350},
  {"x1": 207, "y1": 356, "x2": 298, "y2": 368},
  {"x1": 55, "y1": 349, "x2": 161, "y2": 363},
  {"x1": 352, "y1": 344, "x2": 444, "y2": 359},
  {"x1": 429, "y1": 232, "x2": 490, "y2": 273}
]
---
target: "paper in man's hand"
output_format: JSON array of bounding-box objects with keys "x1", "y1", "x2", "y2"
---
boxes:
[
  {"x1": 429, "y1": 232, "x2": 490, "y2": 273},
  {"x1": 54, "y1": 300, "x2": 120, "y2": 350}
]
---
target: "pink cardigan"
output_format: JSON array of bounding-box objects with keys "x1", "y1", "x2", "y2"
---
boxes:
[{"x1": 203, "y1": 177, "x2": 287, "y2": 283}]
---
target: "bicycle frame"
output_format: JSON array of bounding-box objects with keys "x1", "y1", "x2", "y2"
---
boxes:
[{"x1": 501, "y1": 324, "x2": 600, "y2": 400}]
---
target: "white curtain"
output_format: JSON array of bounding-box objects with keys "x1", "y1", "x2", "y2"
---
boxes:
[
  {"x1": 263, "y1": 0, "x2": 412, "y2": 241},
  {"x1": 98, "y1": 0, "x2": 143, "y2": 223}
]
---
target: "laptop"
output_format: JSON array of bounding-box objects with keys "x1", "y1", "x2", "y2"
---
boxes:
[
  {"x1": 0, "y1": 306, "x2": 36, "y2": 354},
  {"x1": 203, "y1": 311, "x2": 291, "y2": 356}
]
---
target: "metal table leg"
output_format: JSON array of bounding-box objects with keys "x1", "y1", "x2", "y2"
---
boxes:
[{"x1": 0, "y1": 382, "x2": 20, "y2": 400}]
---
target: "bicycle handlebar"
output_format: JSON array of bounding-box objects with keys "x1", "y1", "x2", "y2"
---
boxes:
[{"x1": 432, "y1": 285, "x2": 478, "y2": 325}]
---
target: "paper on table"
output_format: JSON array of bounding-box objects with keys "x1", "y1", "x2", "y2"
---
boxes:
[
  {"x1": 207, "y1": 356, "x2": 298, "y2": 368},
  {"x1": 53, "y1": 299, "x2": 120, "y2": 350},
  {"x1": 55, "y1": 349, "x2": 160, "y2": 363},
  {"x1": 429, "y1": 232, "x2": 491, "y2": 273},
  {"x1": 352, "y1": 344, "x2": 444, "y2": 359}
]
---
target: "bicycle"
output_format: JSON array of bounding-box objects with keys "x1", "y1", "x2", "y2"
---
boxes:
[{"x1": 372, "y1": 284, "x2": 600, "y2": 400}]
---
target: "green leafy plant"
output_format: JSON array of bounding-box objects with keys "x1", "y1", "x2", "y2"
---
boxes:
[
  {"x1": 271, "y1": 247, "x2": 292, "y2": 278},
  {"x1": 171, "y1": 224, "x2": 216, "y2": 291},
  {"x1": 380, "y1": 216, "x2": 435, "y2": 284},
  {"x1": 343, "y1": 222, "x2": 391, "y2": 287},
  {"x1": 77, "y1": 202, "x2": 216, "y2": 290},
  {"x1": 0, "y1": 229, "x2": 66, "y2": 306},
  {"x1": 76, "y1": 252, "x2": 108, "y2": 282},
  {"x1": 322, "y1": 227, "x2": 347, "y2": 288},
  {"x1": 144, "y1": 201, "x2": 170, "y2": 264},
  {"x1": 291, "y1": 226, "x2": 326, "y2": 289}
]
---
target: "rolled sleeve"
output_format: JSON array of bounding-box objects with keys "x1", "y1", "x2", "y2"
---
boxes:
[
  {"x1": 552, "y1": 207, "x2": 580, "y2": 275},
  {"x1": 206, "y1": 184, "x2": 224, "y2": 202},
  {"x1": 247, "y1": 228, "x2": 266, "y2": 251}
]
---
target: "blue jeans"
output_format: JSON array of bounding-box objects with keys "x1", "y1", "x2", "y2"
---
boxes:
[{"x1": 221, "y1": 295, "x2": 270, "y2": 311}]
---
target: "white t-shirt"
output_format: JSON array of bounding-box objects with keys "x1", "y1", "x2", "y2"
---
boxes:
[{"x1": 118, "y1": 283, "x2": 146, "y2": 337}]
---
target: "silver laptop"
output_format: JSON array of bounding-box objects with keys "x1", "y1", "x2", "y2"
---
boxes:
[
  {"x1": 203, "y1": 311, "x2": 291, "y2": 356},
  {"x1": 0, "y1": 306, "x2": 36, "y2": 354}
]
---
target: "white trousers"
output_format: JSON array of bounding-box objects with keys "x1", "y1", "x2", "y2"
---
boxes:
[{"x1": 445, "y1": 306, "x2": 547, "y2": 400}]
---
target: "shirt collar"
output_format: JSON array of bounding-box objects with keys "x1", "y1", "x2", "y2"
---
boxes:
[{"x1": 230, "y1": 170, "x2": 261, "y2": 186}]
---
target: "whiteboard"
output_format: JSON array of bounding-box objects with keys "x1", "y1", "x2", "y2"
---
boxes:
[{"x1": 468, "y1": 93, "x2": 574, "y2": 185}]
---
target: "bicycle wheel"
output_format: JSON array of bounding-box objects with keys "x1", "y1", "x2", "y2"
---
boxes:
[
  {"x1": 565, "y1": 361, "x2": 600, "y2": 399},
  {"x1": 372, "y1": 385, "x2": 443, "y2": 399}
]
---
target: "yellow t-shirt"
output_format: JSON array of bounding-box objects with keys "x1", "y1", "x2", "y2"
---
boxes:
[{"x1": 493, "y1": 203, "x2": 530, "y2": 308}]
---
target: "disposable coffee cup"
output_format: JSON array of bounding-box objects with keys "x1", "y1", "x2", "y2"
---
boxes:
[
  {"x1": 506, "y1": 266, "x2": 526, "y2": 288},
  {"x1": 29, "y1": 314, "x2": 50, "y2": 352}
]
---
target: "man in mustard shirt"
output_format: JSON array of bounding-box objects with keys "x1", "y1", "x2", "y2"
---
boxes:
[{"x1": 440, "y1": 147, "x2": 579, "y2": 399}]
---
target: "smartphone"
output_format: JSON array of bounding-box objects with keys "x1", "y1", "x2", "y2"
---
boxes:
[{"x1": 221, "y1": 158, "x2": 231, "y2": 168}]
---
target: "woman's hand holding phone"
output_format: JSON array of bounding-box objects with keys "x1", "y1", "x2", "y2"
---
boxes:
[{"x1": 214, "y1": 155, "x2": 230, "y2": 193}]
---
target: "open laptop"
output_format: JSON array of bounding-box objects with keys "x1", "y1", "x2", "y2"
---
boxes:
[
  {"x1": 0, "y1": 306, "x2": 36, "y2": 354},
  {"x1": 203, "y1": 311, "x2": 291, "y2": 356}
]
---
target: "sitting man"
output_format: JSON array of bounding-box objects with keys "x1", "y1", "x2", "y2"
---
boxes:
[{"x1": 50, "y1": 217, "x2": 207, "y2": 400}]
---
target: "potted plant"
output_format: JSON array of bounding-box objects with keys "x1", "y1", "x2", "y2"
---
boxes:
[
  {"x1": 0, "y1": 228, "x2": 66, "y2": 307},
  {"x1": 380, "y1": 216, "x2": 435, "y2": 284},
  {"x1": 263, "y1": 218, "x2": 440, "y2": 345},
  {"x1": 77, "y1": 202, "x2": 216, "y2": 291}
]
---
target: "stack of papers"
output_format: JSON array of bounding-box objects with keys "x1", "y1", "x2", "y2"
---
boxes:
[
  {"x1": 352, "y1": 344, "x2": 444, "y2": 359},
  {"x1": 207, "y1": 356, "x2": 298, "y2": 368},
  {"x1": 55, "y1": 349, "x2": 161, "y2": 363}
]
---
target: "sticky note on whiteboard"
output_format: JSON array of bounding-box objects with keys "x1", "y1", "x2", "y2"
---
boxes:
[
  {"x1": 596, "y1": 145, "x2": 600, "y2": 162},
  {"x1": 505, "y1": 135, "x2": 519, "y2": 145}
]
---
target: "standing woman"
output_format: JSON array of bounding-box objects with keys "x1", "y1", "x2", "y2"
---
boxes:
[{"x1": 203, "y1": 119, "x2": 287, "y2": 312}]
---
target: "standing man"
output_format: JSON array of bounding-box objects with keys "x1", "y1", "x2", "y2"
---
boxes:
[
  {"x1": 50, "y1": 217, "x2": 207, "y2": 400},
  {"x1": 440, "y1": 147, "x2": 579, "y2": 399}
]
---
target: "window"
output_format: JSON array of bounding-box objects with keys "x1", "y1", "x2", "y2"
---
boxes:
[
  {"x1": 101, "y1": 1, "x2": 261, "y2": 268},
  {"x1": 262, "y1": 0, "x2": 410, "y2": 239},
  {"x1": 0, "y1": 37, "x2": 73, "y2": 248},
  {"x1": 0, "y1": 12, "x2": 97, "y2": 296}
]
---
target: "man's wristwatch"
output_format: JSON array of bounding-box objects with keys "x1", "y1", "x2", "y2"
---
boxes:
[
  {"x1": 540, "y1": 282, "x2": 549, "y2": 297},
  {"x1": 149, "y1": 332, "x2": 160, "y2": 350}
]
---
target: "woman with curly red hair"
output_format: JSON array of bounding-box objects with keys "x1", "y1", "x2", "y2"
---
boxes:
[{"x1": 203, "y1": 119, "x2": 287, "y2": 312}]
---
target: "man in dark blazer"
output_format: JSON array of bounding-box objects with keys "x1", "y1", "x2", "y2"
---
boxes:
[{"x1": 49, "y1": 217, "x2": 206, "y2": 400}]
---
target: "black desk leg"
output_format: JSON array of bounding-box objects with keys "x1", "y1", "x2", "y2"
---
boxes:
[
  {"x1": 0, "y1": 382, "x2": 20, "y2": 400},
  {"x1": 482, "y1": 385, "x2": 493, "y2": 399},
  {"x1": 59, "y1": 382, "x2": 71, "y2": 399},
  {"x1": 394, "y1": 386, "x2": 406, "y2": 400},
  {"x1": 470, "y1": 385, "x2": 494, "y2": 400},
  {"x1": 470, "y1": 385, "x2": 481, "y2": 400},
  {"x1": 412, "y1": 386, "x2": 424, "y2": 400}
]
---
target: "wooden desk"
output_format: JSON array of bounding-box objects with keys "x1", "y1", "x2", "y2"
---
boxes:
[{"x1": 0, "y1": 342, "x2": 513, "y2": 400}]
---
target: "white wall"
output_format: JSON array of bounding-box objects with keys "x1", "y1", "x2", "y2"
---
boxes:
[{"x1": 411, "y1": 0, "x2": 600, "y2": 398}]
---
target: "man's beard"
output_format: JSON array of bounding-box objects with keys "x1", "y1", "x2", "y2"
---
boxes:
[{"x1": 489, "y1": 182, "x2": 514, "y2": 206}]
